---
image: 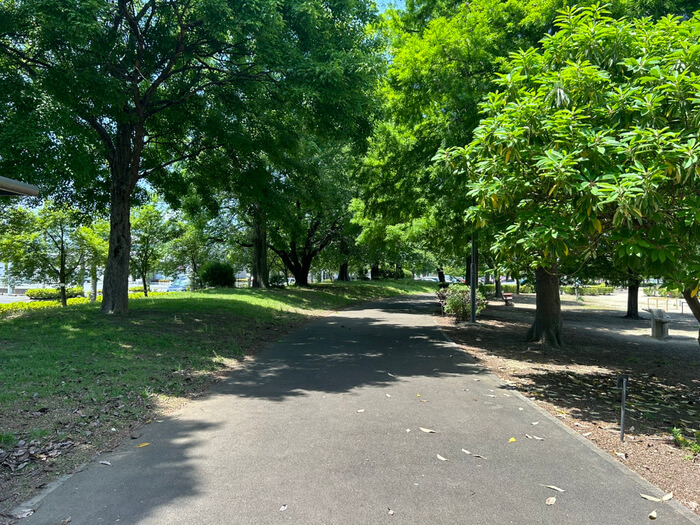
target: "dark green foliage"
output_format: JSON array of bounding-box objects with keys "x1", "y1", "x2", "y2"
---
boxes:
[{"x1": 201, "y1": 262, "x2": 235, "y2": 288}]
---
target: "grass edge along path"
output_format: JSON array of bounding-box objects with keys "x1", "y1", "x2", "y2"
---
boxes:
[{"x1": 0, "y1": 280, "x2": 435, "y2": 515}]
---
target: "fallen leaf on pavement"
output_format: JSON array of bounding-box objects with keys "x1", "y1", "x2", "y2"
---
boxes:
[
  {"x1": 59, "y1": 518, "x2": 72, "y2": 525},
  {"x1": 649, "y1": 510, "x2": 657, "y2": 520},
  {"x1": 473, "y1": 454, "x2": 487, "y2": 459},
  {"x1": 279, "y1": 504, "x2": 288, "y2": 511},
  {"x1": 532, "y1": 422, "x2": 539, "y2": 425},
  {"x1": 437, "y1": 454, "x2": 448, "y2": 461},
  {"x1": 13, "y1": 509, "x2": 34, "y2": 519},
  {"x1": 615, "y1": 451, "x2": 627, "y2": 460},
  {"x1": 462, "y1": 449, "x2": 471, "y2": 455},
  {"x1": 509, "y1": 437, "x2": 516, "y2": 443},
  {"x1": 419, "y1": 427, "x2": 436, "y2": 433},
  {"x1": 662, "y1": 492, "x2": 673, "y2": 502},
  {"x1": 546, "y1": 497, "x2": 556, "y2": 506},
  {"x1": 532, "y1": 435, "x2": 544, "y2": 441},
  {"x1": 386, "y1": 394, "x2": 391, "y2": 398},
  {"x1": 640, "y1": 494, "x2": 662, "y2": 502},
  {"x1": 99, "y1": 461, "x2": 112, "y2": 466},
  {"x1": 388, "y1": 509, "x2": 395, "y2": 516},
  {"x1": 541, "y1": 485, "x2": 565, "y2": 493},
  {"x1": 135, "y1": 443, "x2": 150, "y2": 448},
  {"x1": 357, "y1": 409, "x2": 365, "y2": 413},
  {"x1": 582, "y1": 432, "x2": 592, "y2": 437}
]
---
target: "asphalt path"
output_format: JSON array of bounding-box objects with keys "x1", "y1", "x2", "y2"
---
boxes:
[{"x1": 19, "y1": 296, "x2": 699, "y2": 524}]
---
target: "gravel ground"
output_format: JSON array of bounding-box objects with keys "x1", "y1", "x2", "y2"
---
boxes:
[{"x1": 438, "y1": 289, "x2": 700, "y2": 516}]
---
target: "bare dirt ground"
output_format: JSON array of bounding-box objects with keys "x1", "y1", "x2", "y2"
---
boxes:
[{"x1": 437, "y1": 290, "x2": 700, "y2": 516}]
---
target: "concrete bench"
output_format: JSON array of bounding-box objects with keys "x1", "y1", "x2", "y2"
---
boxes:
[
  {"x1": 502, "y1": 293, "x2": 514, "y2": 306},
  {"x1": 644, "y1": 308, "x2": 671, "y2": 340}
]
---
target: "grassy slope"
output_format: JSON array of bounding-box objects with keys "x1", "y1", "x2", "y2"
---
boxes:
[{"x1": 0, "y1": 280, "x2": 435, "y2": 509}]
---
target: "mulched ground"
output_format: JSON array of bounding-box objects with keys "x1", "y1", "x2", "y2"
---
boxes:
[{"x1": 438, "y1": 291, "x2": 700, "y2": 516}]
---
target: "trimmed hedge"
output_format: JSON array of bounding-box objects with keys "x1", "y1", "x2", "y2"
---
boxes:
[
  {"x1": 644, "y1": 287, "x2": 683, "y2": 298},
  {"x1": 561, "y1": 285, "x2": 614, "y2": 295},
  {"x1": 479, "y1": 283, "x2": 534, "y2": 295},
  {"x1": 26, "y1": 287, "x2": 84, "y2": 300}
]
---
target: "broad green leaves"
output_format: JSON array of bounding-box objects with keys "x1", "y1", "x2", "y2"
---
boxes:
[{"x1": 441, "y1": 5, "x2": 700, "y2": 293}]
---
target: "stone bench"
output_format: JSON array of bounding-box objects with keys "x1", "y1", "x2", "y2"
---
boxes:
[
  {"x1": 644, "y1": 308, "x2": 671, "y2": 340},
  {"x1": 502, "y1": 293, "x2": 514, "y2": 306}
]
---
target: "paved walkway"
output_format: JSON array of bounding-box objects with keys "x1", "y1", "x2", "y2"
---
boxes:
[{"x1": 21, "y1": 297, "x2": 699, "y2": 524}]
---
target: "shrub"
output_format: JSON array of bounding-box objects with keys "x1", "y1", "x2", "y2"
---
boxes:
[
  {"x1": 444, "y1": 284, "x2": 486, "y2": 322},
  {"x1": 201, "y1": 261, "x2": 235, "y2": 287},
  {"x1": 26, "y1": 287, "x2": 84, "y2": 300},
  {"x1": 130, "y1": 286, "x2": 149, "y2": 293}
]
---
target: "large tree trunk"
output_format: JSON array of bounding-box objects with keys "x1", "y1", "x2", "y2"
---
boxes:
[
  {"x1": 338, "y1": 261, "x2": 350, "y2": 282},
  {"x1": 624, "y1": 271, "x2": 641, "y2": 319},
  {"x1": 437, "y1": 267, "x2": 445, "y2": 282},
  {"x1": 291, "y1": 263, "x2": 311, "y2": 286},
  {"x1": 370, "y1": 263, "x2": 379, "y2": 280},
  {"x1": 681, "y1": 288, "x2": 700, "y2": 347},
  {"x1": 525, "y1": 265, "x2": 563, "y2": 347},
  {"x1": 495, "y1": 273, "x2": 502, "y2": 298},
  {"x1": 141, "y1": 274, "x2": 149, "y2": 297},
  {"x1": 101, "y1": 181, "x2": 131, "y2": 314},
  {"x1": 251, "y1": 210, "x2": 268, "y2": 289}
]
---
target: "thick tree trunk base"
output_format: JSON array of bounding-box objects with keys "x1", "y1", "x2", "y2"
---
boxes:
[
  {"x1": 524, "y1": 324, "x2": 564, "y2": 347},
  {"x1": 524, "y1": 265, "x2": 563, "y2": 348}
]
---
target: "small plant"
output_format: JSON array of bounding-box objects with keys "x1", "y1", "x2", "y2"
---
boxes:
[
  {"x1": 444, "y1": 284, "x2": 486, "y2": 322},
  {"x1": 671, "y1": 427, "x2": 700, "y2": 454},
  {"x1": 0, "y1": 432, "x2": 18, "y2": 447}
]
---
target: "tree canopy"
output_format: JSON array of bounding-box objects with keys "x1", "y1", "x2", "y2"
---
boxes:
[{"x1": 438, "y1": 4, "x2": 700, "y2": 344}]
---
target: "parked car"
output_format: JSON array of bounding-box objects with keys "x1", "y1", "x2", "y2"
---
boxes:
[{"x1": 167, "y1": 277, "x2": 190, "y2": 292}]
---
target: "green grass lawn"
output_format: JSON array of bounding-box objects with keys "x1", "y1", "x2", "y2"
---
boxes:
[{"x1": 0, "y1": 280, "x2": 435, "y2": 508}]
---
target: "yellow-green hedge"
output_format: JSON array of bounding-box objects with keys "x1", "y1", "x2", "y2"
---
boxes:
[{"x1": 0, "y1": 292, "x2": 168, "y2": 318}]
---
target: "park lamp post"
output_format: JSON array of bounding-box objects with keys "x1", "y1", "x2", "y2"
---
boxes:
[{"x1": 0, "y1": 175, "x2": 39, "y2": 197}]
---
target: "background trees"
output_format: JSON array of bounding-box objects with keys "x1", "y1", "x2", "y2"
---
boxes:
[
  {"x1": 0, "y1": 204, "x2": 86, "y2": 306},
  {"x1": 0, "y1": 0, "x2": 380, "y2": 313}
]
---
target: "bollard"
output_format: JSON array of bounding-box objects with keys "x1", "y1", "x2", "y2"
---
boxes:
[{"x1": 617, "y1": 375, "x2": 629, "y2": 442}]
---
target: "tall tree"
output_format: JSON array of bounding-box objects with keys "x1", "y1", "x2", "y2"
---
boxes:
[
  {"x1": 441, "y1": 5, "x2": 700, "y2": 346},
  {"x1": 0, "y1": 0, "x2": 379, "y2": 313}
]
